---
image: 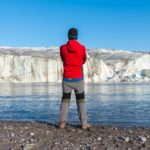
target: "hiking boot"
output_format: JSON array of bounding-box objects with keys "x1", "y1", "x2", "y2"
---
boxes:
[
  {"x1": 82, "y1": 123, "x2": 91, "y2": 130},
  {"x1": 59, "y1": 122, "x2": 66, "y2": 129}
]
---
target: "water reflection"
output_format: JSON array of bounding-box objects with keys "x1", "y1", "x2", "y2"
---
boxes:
[{"x1": 0, "y1": 83, "x2": 150, "y2": 127}]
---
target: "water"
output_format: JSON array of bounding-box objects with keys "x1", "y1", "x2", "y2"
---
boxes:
[{"x1": 0, "y1": 83, "x2": 150, "y2": 127}]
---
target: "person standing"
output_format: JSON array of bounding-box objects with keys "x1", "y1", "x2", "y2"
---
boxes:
[{"x1": 59, "y1": 28, "x2": 90, "y2": 129}]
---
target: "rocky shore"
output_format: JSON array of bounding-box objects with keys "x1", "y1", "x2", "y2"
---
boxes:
[{"x1": 0, "y1": 121, "x2": 150, "y2": 150}]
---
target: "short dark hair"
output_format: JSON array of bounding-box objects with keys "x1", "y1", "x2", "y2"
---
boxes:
[{"x1": 68, "y1": 28, "x2": 78, "y2": 39}]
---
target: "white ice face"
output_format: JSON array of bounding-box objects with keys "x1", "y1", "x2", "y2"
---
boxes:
[{"x1": 0, "y1": 47, "x2": 150, "y2": 83}]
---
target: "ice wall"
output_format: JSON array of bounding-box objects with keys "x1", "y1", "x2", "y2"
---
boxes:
[{"x1": 0, "y1": 47, "x2": 150, "y2": 83}]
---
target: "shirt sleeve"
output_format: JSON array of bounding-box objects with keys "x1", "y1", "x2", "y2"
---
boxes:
[
  {"x1": 83, "y1": 46, "x2": 86, "y2": 64},
  {"x1": 60, "y1": 46, "x2": 64, "y2": 62}
]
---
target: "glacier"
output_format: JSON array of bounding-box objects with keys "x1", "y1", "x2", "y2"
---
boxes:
[{"x1": 0, "y1": 47, "x2": 150, "y2": 83}]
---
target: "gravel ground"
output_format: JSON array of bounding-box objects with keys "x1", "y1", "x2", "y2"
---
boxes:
[{"x1": 0, "y1": 121, "x2": 150, "y2": 150}]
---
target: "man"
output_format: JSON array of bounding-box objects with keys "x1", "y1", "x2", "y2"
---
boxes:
[{"x1": 59, "y1": 28, "x2": 90, "y2": 129}]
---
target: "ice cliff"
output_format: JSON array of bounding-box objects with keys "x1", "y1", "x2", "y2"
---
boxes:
[{"x1": 0, "y1": 47, "x2": 150, "y2": 83}]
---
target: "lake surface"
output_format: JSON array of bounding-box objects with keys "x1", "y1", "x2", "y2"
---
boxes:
[{"x1": 0, "y1": 83, "x2": 150, "y2": 127}]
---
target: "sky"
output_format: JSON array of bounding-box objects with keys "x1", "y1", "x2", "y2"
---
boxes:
[{"x1": 0, "y1": 0, "x2": 150, "y2": 51}]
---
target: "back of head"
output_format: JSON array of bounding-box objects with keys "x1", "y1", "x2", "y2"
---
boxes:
[{"x1": 68, "y1": 28, "x2": 78, "y2": 40}]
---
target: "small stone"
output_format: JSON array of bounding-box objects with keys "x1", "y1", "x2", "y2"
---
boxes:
[
  {"x1": 125, "y1": 137, "x2": 130, "y2": 143},
  {"x1": 128, "y1": 130, "x2": 133, "y2": 134},
  {"x1": 24, "y1": 144, "x2": 35, "y2": 150},
  {"x1": 25, "y1": 127, "x2": 28, "y2": 130},
  {"x1": 30, "y1": 139, "x2": 34, "y2": 142},
  {"x1": 97, "y1": 137, "x2": 102, "y2": 141},
  {"x1": 146, "y1": 135, "x2": 149, "y2": 139},
  {"x1": 108, "y1": 135, "x2": 112, "y2": 139},
  {"x1": 46, "y1": 130, "x2": 50, "y2": 134},
  {"x1": 30, "y1": 132, "x2": 34, "y2": 136},
  {"x1": 139, "y1": 136, "x2": 147, "y2": 143},
  {"x1": 114, "y1": 136, "x2": 124, "y2": 142},
  {"x1": 64, "y1": 141, "x2": 69, "y2": 144},
  {"x1": 14, "y1": 140, "x2": 17, "y2": 143},
  {"x1": 113, "y1": 127, "x2": 118, "y2": 130},
  {"x1": 11, "y1": 133, "x2": 15, "y2": 137},
  {"x1": 21, "y1": 138, "x2": 25, "y2": 142},
  {"x1": 71, "y1": 129, "x2": 76, "y2": 132},
  {"x1": 55, "y1": 142, "x2": 60, "y2": 145}
]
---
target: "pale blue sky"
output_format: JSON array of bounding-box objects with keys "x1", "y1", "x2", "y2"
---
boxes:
[{"x1": 0, "y1": 0, "x2": 150, "y2": 51}]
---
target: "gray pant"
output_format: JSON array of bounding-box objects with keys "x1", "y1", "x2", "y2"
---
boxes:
[{"x1": 60, "y1": 80, "x2": 88, "y2": 125}]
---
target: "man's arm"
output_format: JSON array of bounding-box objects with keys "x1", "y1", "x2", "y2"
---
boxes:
[
  {"x1": 83, "y1": 46, "x2": 86, "y2": 64},
  {"x1": 60, "y1": 46, "x2": 64, "y2": 62}
]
